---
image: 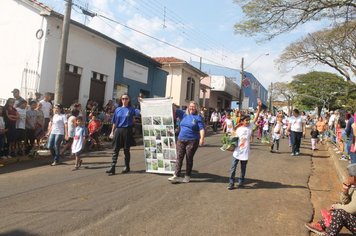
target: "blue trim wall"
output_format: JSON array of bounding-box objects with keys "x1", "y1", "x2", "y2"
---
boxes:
[
  {"x1": 114, "y1": 47, "x2": 168, "y2": 106},
  {"x1": 189, "y1": 61, "x2": 268, "y2": 109}
]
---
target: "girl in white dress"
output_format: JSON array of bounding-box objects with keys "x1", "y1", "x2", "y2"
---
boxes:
[{"x1": 71, "y1": 117, "x2": 86, "y2": 170}]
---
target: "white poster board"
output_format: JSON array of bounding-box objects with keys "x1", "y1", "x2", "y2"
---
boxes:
[{"x1": 140, "y1": 98, "x2": 176, "y2": 174}]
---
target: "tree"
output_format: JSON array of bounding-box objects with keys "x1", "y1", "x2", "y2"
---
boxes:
[
  {"x1": 272, "y1": 82, "x2": 297, "y2": 115},
  {"x1": 233, "y1": 0, "x2": 356, "y2": 40},
  {"x1": 289, "y1": 71, "x2": 350, "y2": 114},
  {"x1": 277, "y1": 21, "x2": 356, "y2": 81}
]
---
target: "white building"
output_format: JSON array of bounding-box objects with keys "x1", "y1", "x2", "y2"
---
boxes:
[
  {"x1": 154, "y1": 57, "x2": 208, "y2": 109},
  {"x1": 0, "y1": 0, "x2": 116, "y2": 107}
]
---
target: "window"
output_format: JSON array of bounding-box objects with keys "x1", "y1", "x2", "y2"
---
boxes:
[
  {"x1": 65, "y1": 63, "x2": 82, "y2": 75},
  {"x1": 185, "y1": 77, "x2": 195, "y2": 101},
  {"x1": 91, "y1": 71, "x2": 107, "y2": 82}
]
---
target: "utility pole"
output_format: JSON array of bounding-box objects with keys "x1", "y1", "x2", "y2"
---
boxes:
[
  {"x1": 239, "y1": 57, "x2": 244, "y2": 110},
  {"x1": 269, "y1": 82, "x2": 273, "y2": 113},
  {"x1": 54, "y1": 0, "x2": 72, "y2": 104}
]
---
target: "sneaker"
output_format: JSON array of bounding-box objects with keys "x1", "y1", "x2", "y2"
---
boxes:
[
  {"x1": 339, "y1": 155, "x2": 348, "y2": 161},
  {"x1": 304, "y1": 222, "x2": 325, "y2": 235},
  {"x1": 182, "y1": 176, "x2": 191, "y2": 183},
  {"x1": 290, "y1": 153, "x2": 296, "y2": 156},
  {"x1": 168, "y1": 175, "x2": 183, "y2": 183},
  {"x1": 51, "y1": 161, "x2": 57, "y2": 166},
  {"x1": 227, "y1": 184, "x2": 234, "y2": 190},
  {"x1": 295, "y1": 152, "x2": 300, "y2": 156}
]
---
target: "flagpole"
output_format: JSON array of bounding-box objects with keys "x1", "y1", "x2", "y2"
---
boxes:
[{"x1": 239, "y1": 57, "x2": 244, "y2": 110}]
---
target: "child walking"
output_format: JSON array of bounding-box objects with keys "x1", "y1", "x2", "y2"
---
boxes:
[
  {"x1": 223, "y1": 113, "x2": 234, "y2": 134},
  {"x1": 71, "y1": 116, "x2": 86, "y2": 170},
  {"x1": 228, "y1": 100, "x2": 262, "y2": 190},
  {"x1": 270, "y1": 115, "x2": 283, "y2": 152},
  {"x1": 310, "y1": 125, "x2": 319, "y2": 151}
]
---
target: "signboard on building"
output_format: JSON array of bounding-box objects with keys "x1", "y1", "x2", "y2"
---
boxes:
[{"x1": 123, "y1": 59, "x2": 148, "y2": 84}]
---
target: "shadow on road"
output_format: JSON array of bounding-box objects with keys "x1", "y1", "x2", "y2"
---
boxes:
[
  {"x1": 0, "y1": 230, "x2": 39, "y2": 236},
  {"x1": 190, "y1": 172, "x2": 307, "y2": 190}
]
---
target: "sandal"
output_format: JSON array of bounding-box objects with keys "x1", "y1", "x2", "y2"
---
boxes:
[{"x1": 72, "y1": 166, "x2": 79, "y2": 171}]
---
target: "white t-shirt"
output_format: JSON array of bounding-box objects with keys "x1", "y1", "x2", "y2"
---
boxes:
[
  {"x1": 269, "y1": 116, "x2": 276, "y2": 124},
  {"x1": 224, "y1": 118, "x2": 234, "y2": 133},
  {"x1": 273, "y1": 122, "x2": 282, "y2": 139},
  {"x1": 211, "y1": 112, "x2": 220, "y2": 122},
  {"x1": 282, "y1": 118, "x2": 288, "y2": 129},
  {"x1": 289, "y1": 116, "x2": 304, "y2": 132},
  {"x1": 72, "y1": 126, "x2": 86, "y2": 154},
  {"x1": 263, "y1": 121, "x2": 269, "y2": 131},
  {"x1": 16, "y1": 107, "x2": 26, "y2": 130},
  {"x1": 50, "y1": 114, "x2": 67, "y2": 135},
  {"x1": 232, "y1": 123, "x2": 253, "y2": 161},
  {"x1": 40, "y1": 100, "x2": 52, "y2": 118},
  {"x1": 328, "y1": 114, "x2": 336, "y2": 127}
]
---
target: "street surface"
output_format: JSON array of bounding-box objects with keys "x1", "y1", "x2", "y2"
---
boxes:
[{"x1": 0, "y1": 133, "x2": 343, "y2": 236}]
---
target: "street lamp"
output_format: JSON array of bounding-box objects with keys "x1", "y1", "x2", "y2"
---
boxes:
[{"x1": 239, "y1": 53, "x2": 269, "y2": 110}]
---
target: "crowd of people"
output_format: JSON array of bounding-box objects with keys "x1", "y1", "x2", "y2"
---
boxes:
[
  {"x1": 211, "y1": 106, "x2": 356, "y2": 164},
  {"x1": 0, "y1": 88, "x2": 120, "y2": 166},
  {"x1": 1, "y1": 89, "x2": 355, "y2": 234}
]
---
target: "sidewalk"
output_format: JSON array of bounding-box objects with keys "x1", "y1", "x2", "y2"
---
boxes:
[{"x1": 326, "y1": 141, "x2": 350, "y2": 183}]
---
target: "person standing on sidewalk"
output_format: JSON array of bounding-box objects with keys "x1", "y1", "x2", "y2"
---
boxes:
[
  {"x1": 286, "y1": 109, "x2": 305, "y2": 156},
  {"x1": 345, "y1": 112, "x2": 356, "y2": 164},
  {"x1": 168, "y1": 101, "x2": 205, "y2": 183},
  {"x1": 227, "y1": 99, "x2": 262, "y2": 190},
  {"x1": 40, "y1": 93, "x2": 53, "y2": 133},
  {"x1": 305, "y1": 163, "x2": 356, "y2": 236},
  {"x1": 106, "y1": 94, "x2": 140, "y2": 175}
]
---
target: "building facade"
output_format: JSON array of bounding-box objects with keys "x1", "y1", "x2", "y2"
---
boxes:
[
  {"x1": 190, "y1": 61, "x2": 268, "y2": 110},
  {"x1": 1, "y1": 0, "x2": 167, "y2": 107},
  {"x1": 154, "y1": 57, "x2": 207, "y2": 110}
]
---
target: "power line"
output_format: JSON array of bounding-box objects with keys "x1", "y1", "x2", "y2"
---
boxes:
[{"x1": 53, "y1": 0, "x2": 244, "y2": 71}]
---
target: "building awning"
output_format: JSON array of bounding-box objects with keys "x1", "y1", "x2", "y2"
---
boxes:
[{"x1": 210, "y1": 75, "x2": 239, "y2": 99}]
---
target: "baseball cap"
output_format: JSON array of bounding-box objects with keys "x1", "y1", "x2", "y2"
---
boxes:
[{"x1": 11, "y1": 88, "x2": 19, "y2": 93}]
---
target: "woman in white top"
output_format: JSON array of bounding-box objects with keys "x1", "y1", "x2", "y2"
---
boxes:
[
  {"x1": 286, "y1": 109, "x2": 305, "y2": 156},
  {"x1": 47, "y1": 104, "x2": 68, "y2": 166}
]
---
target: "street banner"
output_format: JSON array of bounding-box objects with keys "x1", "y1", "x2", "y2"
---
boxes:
[{"x1": 140, "y1": 98, "x2": 176, "y2": 174}]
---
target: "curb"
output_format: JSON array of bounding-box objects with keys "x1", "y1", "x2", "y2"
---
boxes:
[{"x1": 326, "y1": 141, "x2": 349, "y2": 183}]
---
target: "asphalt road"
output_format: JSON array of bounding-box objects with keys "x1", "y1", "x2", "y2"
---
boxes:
[{"x1": 0, "y1": 134, "x2": 317, "y2": 236}]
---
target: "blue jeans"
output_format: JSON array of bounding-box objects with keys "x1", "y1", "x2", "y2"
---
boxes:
[
  {"x1": 347, "y1": 138, "x2": 356, "y2": 164},
  {"x1": 290, "y1": 131, "x2": 302, "y2": 154},
  {"x1": 47, "y1": 134, "x2": 64, "y2": 162},
  {"x1": 229, "y1": 157, "x2": 248, "y2": 185}
]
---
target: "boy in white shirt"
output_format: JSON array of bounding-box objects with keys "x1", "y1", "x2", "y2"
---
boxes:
[{"x1": 228, "y1": 100, "x2": 262, "y2": 190}]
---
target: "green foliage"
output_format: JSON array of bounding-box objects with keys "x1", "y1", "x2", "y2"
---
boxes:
[
  {"x1": 220, "y1": 133, "x2": 239, "y2": 151},
  {"x1": 290, "y1": 71, "x2": 353, "y2": 110}
]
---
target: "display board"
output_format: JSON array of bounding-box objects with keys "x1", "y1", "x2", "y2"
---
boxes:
[{"x1": 140, "y1": 98, "x2": 177, "y2": 174}]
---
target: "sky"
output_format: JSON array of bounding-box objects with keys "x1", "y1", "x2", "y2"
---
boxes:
[{"x1": 40, "y1": 0, "x2": 337, "y2": 89}]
